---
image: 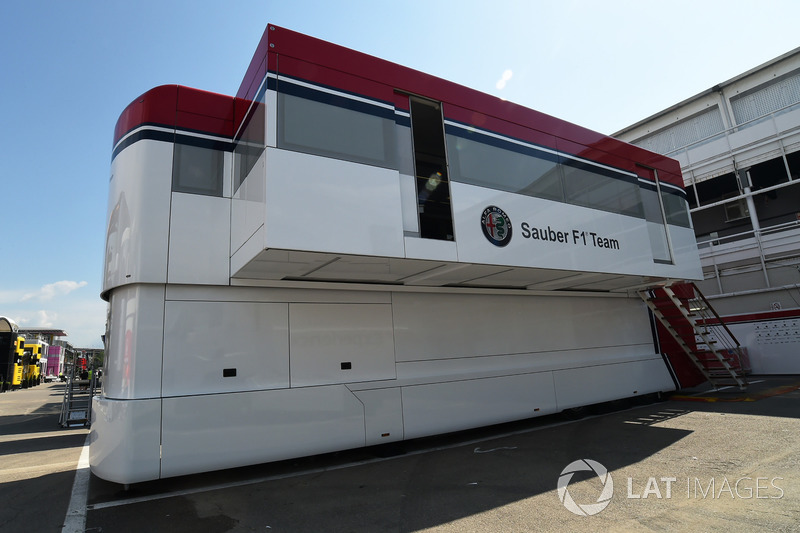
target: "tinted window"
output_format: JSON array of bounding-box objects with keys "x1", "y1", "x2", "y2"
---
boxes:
[
  {"x1": 278, "y1": 93, "x2": 395, "y2": 168},
  {"x1": 447, "y1": 135, "x2": 564, "y2": 202},
  {"x1": 560, "y1": 158, "x2": 643, "y2": 218},
  {"x1": 172, "y1": 144, "x2": 224, "y2": 197},
  {"x1": 662, "y1": 190, "x2": 692, "y2": 228},
  {"x1": 233, "y1": 92, "x2": 266, "y2": 192}
]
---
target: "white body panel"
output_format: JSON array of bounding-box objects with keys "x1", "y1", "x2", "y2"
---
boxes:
[
  {"x1": 264, "y1": 148, "x2": 405, "y2": 258},
  {"x1": 401, "y1": 372, "x2": 558, "y2": 439},
  {"x1": 103, "y1": 284, "x2": 166, "y2": 400},
  {"x1": 231, "y1": 151, "x2": 266, "y2": 259},
  {"x1": 553, "y1": 358, "x2": 674, "y2": 410},
  {"x1": 168, "y1": 192, "x2": 231, "y2": 285},
  {"x1": 352, "y1": 388, "x2": 404, "y2": 445},
  {"x1": 159, "y1": 385, "x2": 366, "y2": 479},
  {"x1": 289, "y1": 303, "x2": 396, "y2": 387},
  {"x1": 391, "y1": 291, "x2": 651, "y2": 361},
  {"x1": 90, "y1": 397, "x2": 161, "y2": 484},
  {"x1": 230, "y1": 149, "x2": 701, "y2": 285},
  {"x1": 453, "y1": 183, "x2": 652, "y2": 274},
  {"x1": 104, "y1": 141, "x2": 172, "y2": 292},
  {"x1": 453, "y1": 182, "x2": 701, "y2": 280},
  {"x1": 92, "y1": 282, "x2": 677, "y2": 484},
  {"x1": 162, "y1": 300, "x2": 290, "y2": 396}
]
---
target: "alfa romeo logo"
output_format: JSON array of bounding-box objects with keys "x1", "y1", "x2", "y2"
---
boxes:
[
  {"x1": 557, "y1": 459, "x2": 614, "y2": 516},
  {"x1": 481, "y1": 206, "x2": 512, "y2": 247}
]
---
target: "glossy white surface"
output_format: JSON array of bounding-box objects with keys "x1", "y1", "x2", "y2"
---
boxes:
[
  {"x1": 668, "y1": 225, "x2": 703, "y2": 279},
  {"x1": 452, "y1": 182, "x2": 653, "y2": 276},
  {"x1": 402, "y1": 372, "x2": 558, "y2": 439},
  {"x1": 289, "y1": 303, "x2": 396, "y2": 387},
  {"x1": 92, "y1": 282, "x2": 682, "y2": 483},
  {"x1": 227, "y1": 149, "x2": 700, "y2": 289},
  {"x1": 160, "y1": 385, "x2": 365, "y2": 479},
  {"x1": 403, "y1": 236, "x2": 459, "y2": 262},
  {"x1": 230, "y1": 225, "x2": 267, "y2": 278},
  {"x1": 162, "y1": 301, "x2": 290, "y2": 396},
  {"x1": 394, "y1": 344, "x2": 659, "y2": 386},
  {"x1": 398, "y1": 173, "x2": 419, "y2": 234},
  {"x1": 352, "y1": 387, "x2": 404, "y2": 445},
  {"x1": 104, "y1": 141, "x2": 172, "y2": 292},
  {"x1": 451, "y1": 181, "x2": 702, "y2": 281},
  {"x1": 263, "y1": 148, "x2": 405, "y2": 257},
  {"x1": 103, "y1": 284, "x2": 165, "y2": 400},
  {"x1": 230, "y1": 150, "x2": 266, "y2": 258},
  {"x1": 168, "y1": 192, "x2": 231, "y2": 285},
  {"x1": 552, "y1": 358, "x2": 674, "y2": 410},
  {"x1": 391, "y1": 291, "x2": 652, "y2": 362},
  {"x1": 165, "y1": 283, "x2": 391, "y2": 305},
  {"x1": 90, "y1": 397, "x2": 161, "y2": 484}
]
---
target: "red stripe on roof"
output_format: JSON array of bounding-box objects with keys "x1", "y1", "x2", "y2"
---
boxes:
[
  {"x1": 117, "y1": 24, "x2": 684, "y2": 190},
  {"x1": 114, "y1": 85, "x2": 235, "y2": 146},
  {"x1": 259, "y1": 24, "x2": 683, "y2": 185}
]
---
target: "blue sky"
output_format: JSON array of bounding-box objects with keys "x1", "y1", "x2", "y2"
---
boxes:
[{"x1": 2, "y1": 0, "x2": 799, "y2": 348}]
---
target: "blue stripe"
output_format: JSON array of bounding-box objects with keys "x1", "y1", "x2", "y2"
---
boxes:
[
  {"x1": 638, "y1": 179, "x2": 687, "y2": 199},
  {"x1": 446, "y1": 122, "x2": 641, "y2": 185},
  {"x1": 394, "y1": 112, "x2": 411, "y2": 128},
  {"x1": 112, "y1": 127, "x2": 234, "y2": 161},
  {"x1": 275, "y1": 74, "x2": 394, "y2": 121},
  {"x1": 445, "y1": 122, "x2": 561, "y2": 166}
]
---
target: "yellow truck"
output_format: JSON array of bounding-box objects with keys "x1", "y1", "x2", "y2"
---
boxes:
[{"x1": 23, "y1": 340, "x2": 45, "y2": 386}]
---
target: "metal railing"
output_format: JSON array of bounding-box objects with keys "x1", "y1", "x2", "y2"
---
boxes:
[
  {"x1": 686, "y1": 282, "x2": 749, "y2": 374},
  {"x1": 662, "y1": 100, "x2": 800, "y2": 162}
]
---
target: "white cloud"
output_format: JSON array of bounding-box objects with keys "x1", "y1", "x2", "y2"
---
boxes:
[
  {"x1": 4, "y1": 288, "x2": 106, "y2": 348},
  {"x1": 34, "y1": 310, "x2": 56, "y2": 327},
  {"x1": 21, "y1": 280, "x2": 88, "y2": 302}
]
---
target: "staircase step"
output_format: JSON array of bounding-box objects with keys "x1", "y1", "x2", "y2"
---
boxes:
[
  {"x1": 640, "y1": 283, "x2": 746, "y2": 391},
  {"x1": 709, "y1": 381, "x2": 747, "y2": 387},
  {"x1": 707, "y1": 372, "x2": 746, "y2": 379}
]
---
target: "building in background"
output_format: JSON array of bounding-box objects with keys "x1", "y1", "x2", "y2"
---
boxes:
[{"x1": 614, "y1": 47, "x2": 800, "y2": 374}]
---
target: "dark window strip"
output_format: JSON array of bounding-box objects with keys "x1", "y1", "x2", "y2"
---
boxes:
[{"x1": 112, "y1": 128, "x2": 233, "y2": 161}]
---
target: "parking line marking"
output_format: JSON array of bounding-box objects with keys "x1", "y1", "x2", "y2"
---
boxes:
[{"x1": 61, "y1": 434, "x2": 91, "y2": 533}]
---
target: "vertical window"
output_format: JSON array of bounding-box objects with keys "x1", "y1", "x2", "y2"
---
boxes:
[
  {"x1": 410, "y1": 97, "x2": 454, "y2": 241},
  {"x1": 638, "y1": 166, "x2": 673, "y2": 264},
  {"x1": 233, "y1": 88, "x2": 266, "y2": 192},
  {"x1": 661, "y1": 190, "x2": 692, "y2": 228}
]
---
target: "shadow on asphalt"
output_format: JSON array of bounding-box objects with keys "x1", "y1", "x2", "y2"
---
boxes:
[
  {"x1": 0, "y1": 469, "x2": 80, "y2": 531},
  {"x1": 87, "y1": 394, "x2": 695, "y2": 532},
  {"x1": 0, "y1": 432, "x2": 87, "y2": 457},
  {"x1": 83, "y1": 376, "x2": 800, "y2": 532}
]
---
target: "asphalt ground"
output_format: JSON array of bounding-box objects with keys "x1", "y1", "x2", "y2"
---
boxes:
[
  {"x1": 2, "y1": 377, "x2": 800, "y2": 532},
  {"x1": 0, "y1": 381, "x2": 89, "y2": 532}
]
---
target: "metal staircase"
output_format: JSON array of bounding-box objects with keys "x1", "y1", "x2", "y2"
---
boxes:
[
  {"x1": 58, "y1": 363, "x2": 99, "y2": 428},
  {"x1": 639, "y1": 283, "x2": 748, "y2": 390}
]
